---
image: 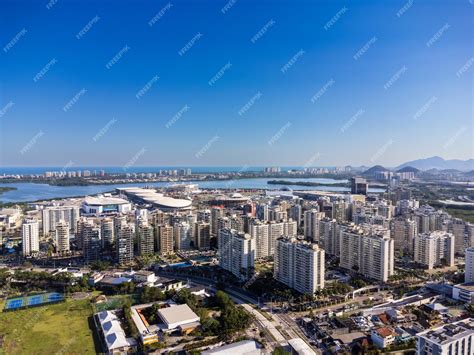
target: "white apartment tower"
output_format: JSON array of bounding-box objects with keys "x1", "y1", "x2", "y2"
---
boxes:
[
  {"x1": 116, "y1": 224, "x2": 134, "y2": 265},
  {"x1": 274, "y1": 237, "x2": 325, "y2": 294},
  {"x1": 22, "y1": 219, "x2": 39, "y2": 256},
  {"x1": 465, "y1": 247, "x2": 474, "y2": 283},
  {"x1": 100, "y1": 218, "x2": 115, "y2": 248},
  {"x1": 218, "y1": 228, "x2": 256, "y2": 280},
  {"x1": 211, "y1": 207, "x2": 224, "y2": 235},
  {"x1": 42, "y1": 205, "x2": 80, "y2": 236},
  {"x1": 137, "y1": 221, "x2": 154, "y2": 256},
  {"x1": 55, "y1": 220, "x2": 70, "y2": 253},
  {"x1": 319, "y1": 218, "x2": 340, "y2": 256},
  {"x1": 339, "y1": 224, "x2": 394, "y2": 282},
  {"x1": 414, "y1": 231, "x2": 455, "y2": 269},
  {"x1": 304, "y1": 209, "x2": 324, "y2": 242},
  {"x1": 174, "y1": 222, "x2": 193, "y2": 251}
]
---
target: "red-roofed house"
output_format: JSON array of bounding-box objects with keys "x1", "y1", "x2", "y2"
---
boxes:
[{"x1": 371, "y1": 327, "x2": 396, "y2": 349}]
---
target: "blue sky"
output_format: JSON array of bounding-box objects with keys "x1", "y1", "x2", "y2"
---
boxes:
[{"x1": 0, "y1": 0, "x2": 472, "y2": 167}]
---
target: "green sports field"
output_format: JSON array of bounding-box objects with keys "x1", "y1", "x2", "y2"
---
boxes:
[{"x1": 0, "y1": 299, "x2": 98, "y2": 355}]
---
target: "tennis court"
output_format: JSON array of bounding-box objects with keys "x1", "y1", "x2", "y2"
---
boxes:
[{"x1": 3, "y1": 292, "x2": 65, "y2": 311}]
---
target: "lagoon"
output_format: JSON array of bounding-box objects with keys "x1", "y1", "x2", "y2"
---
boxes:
[{"x1": 0, "y1": 178, "x2": 384, "y2": 203}]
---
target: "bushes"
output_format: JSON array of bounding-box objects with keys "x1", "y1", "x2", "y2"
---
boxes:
[
  {"x1": 215, "y1": 291, "x2": 253, "y2": 339},
  {"x1": 140, "y1": 286, "x2": 165, "y2": 303},
  {"x1": 122, "y1": 299, "x2": 138, "y2": 338}
]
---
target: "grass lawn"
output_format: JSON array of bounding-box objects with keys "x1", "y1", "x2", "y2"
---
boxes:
[
  {"x1": 0, "y1": 299, "x2": 98, "y2": 355},
  {"x1": 447, "y1": 207, "x2": 474, "y2": 223}
]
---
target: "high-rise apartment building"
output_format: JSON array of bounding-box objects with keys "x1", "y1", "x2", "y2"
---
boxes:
[
  {"x1": 218, "y1": 228, "x2": 256, "y2": 280},
  {"x1": 274, "y1": 237, "x2": 325, "y2": 294},
  {"x1": 174, "y1": 222, "x2": 193, "y2": 250},
  {"x1": 351, "y1": 177, "x2": 368, "y2": 195},
  {"x1": 339, "y1": 224, "x2": 394, "y2": 282},
  {"x1": 416, "y1": 318, "x2": 474, "y2": 355},
  {"x1": 319, "y1": 218, "x2": 340, "y2": 256},
  {"x1": 390, "y1": 218, "x2": 417, "y2": 254},
  {"x1": 116, "y1": 224, "x2": 134, "y2": 265},
  {"x1": 195, "y1": 222, "x2": 211, "y2": 250},
  {"x1": 55, "y1": 220, "x2": 70, "y2": 253},
  {"x1": 156, "y1": 224, "x2": 174, "y2": 254},
  {"x1": 304, "y1": 209, "x2": 324, "y2": 242},
  {"x1": 81, "y1": 220, "x2": 101, "y2": 263},
  {"x1": 250, "y1": 220, "x2": 270, "y2": 259},
  {"x1": 465, "y1": 247, "x2": 474, "y2": 283},
  {"x1": 100, "y1": 218, "x2": 115, "y2": 249},
  {"x1": 450, "y1": 218, "x2": 467, "y2": 255},
  {"x1": 211, "y1": 207, "x2": 224, "y2": 235},
  {"x1": 22, "y1": 219, "x2": 39, "y2": 256},
  {"x1": 137, "y1": 222, "x2": 154, "y2": 256},
  {"x1": 289, "y1": 204, "x2": 302, "y2": 227},
  {"x1": 42, "y1": 205, "x2": 80, "y2": 236},
  {"x1": 414, "y1": 231, "x2": 455, "y2": 269}
]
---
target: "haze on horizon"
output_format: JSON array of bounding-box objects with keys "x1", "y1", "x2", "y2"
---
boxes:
[{"x1": 0, "y1": 0, "x2": 472, "y2": 168}]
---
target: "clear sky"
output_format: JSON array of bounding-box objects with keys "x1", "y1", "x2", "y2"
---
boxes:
[{"x1": 0, "y1": 0, "x2": 472, "y2": 168}]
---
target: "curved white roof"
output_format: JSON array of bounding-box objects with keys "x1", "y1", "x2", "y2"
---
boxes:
[
  {"x1": 117, "y1": 187, "x2": 192, "y2": 209},
  {"x1": 84, "y1": 196, "x2": 129, "y2": 206}
]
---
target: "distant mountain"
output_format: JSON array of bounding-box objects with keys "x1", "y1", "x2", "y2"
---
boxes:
[
  {"x1": 439, "y1": 169, "x2": 462, "y2": 174},
  {"x1": 396, "y1": 166, "x2": 419, "y2": 173},
  {"x1": 464, "y1": 170, "x2": 474, "y2": 177},
  {"x1": 362, "y1": 165, "x2": 389, "y2": 176},
  {"x1": 397, "y1": 156, "x2": 474, "y2": 172}
]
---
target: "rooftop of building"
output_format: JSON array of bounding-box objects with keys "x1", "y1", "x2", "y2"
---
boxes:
[
  {"x1": 373, "y1": 327, "x2": 395, "y2": 338},
  {"x1": 202, "y1": 340, "x2": 261, "y2": 355},
  {"x1": 454, "y1": 282, "x2": 474, "y2": 292},
  {"x1": 83, "y1": 196, "x2": 130, "y2": 206},
  {"x1": 157, "y1": 304, "x2": 199, "y2": 326},
  {"x1": 418, "y1": 318, "x2": 474, "y2": 345},
  {"x1": 96, "y1": 310, "x2": 135, "y2": 351},
  {"x1": 116, "y1": 187, "x2": 192, "y2": 209},
  {"x1": 287, "y1": 338, "x2": 316, "y2": 355}
]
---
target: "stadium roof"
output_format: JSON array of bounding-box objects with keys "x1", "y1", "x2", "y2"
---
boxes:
[
  {"x1": 83, "y1": 196, "x2": 130, "y2": 206},
  {"x1": 117, "y1": 187, "x2": 192, "y2": 209}
]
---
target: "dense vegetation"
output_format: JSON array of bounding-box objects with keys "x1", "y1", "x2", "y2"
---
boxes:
[{"x1": 267, "y1": 180, "x2": 349, "y2": 187}]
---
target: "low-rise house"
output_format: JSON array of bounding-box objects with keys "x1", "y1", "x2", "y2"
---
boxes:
[
  {"x1": 424, "y1": 303, "x2": 449, "y2": 315},
  {"x1": 156, "y1": 278, "x2": 183, "y2": 292},
  {"x1": 88, "y1": 272, "x2": 105, "y2": 286},
  {"x1": 133, "y1": 271, "x2": 157, "y2": 285},
  {"x1": 52, "y1": 267, "x2": 83, "y2": 278},
  {"x1": 371, "y1": 327, "x2": 396, "y2": 349},
  {"x1": 94, "y1": 310, "x2": 136, "y2": 354}
]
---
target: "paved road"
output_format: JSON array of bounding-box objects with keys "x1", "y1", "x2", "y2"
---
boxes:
[{"x1": 157, "y1": 270, "x2": 321, "y2": 354}]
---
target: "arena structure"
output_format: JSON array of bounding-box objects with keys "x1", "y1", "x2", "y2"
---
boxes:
[{"x1": 116, "y1": 187, "x2": 192, "y2": 211}]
